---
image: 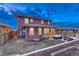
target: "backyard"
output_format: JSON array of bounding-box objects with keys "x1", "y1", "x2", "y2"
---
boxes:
[{"x1": 0, "y1": 38, "x2": 64, "y2": 56}]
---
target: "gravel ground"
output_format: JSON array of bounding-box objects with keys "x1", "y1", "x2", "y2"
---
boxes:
[
  {"x1": 55, "y1": 48, "x2": 79, "y2": 56},
  {"x1": 0, "y1": 39, "x2": 63, "y2": 56}
]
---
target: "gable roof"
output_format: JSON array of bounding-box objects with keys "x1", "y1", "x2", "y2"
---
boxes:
[
  {"x1": 0, "y1": 22, "x2": 11, "y2": 28},
  {"x1": 59, "y1": 27, "x2": 79, "y2": 31},
  {"x1": 16, "y1": 14, "x2": 52, "y2": 21}
]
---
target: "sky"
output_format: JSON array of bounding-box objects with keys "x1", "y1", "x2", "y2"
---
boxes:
[{"x1": 0, "y1": 3, "x2": 79, "y2": 29}]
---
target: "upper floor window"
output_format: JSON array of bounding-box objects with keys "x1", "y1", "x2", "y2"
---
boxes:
[
  {"x1": 48, "y1": 21, "x2": 50, "y2": 25},
  {"x1": 30, "y1": 19, "x2": 33, "y2": 22},
  {"x1": 41, "y1": 20, "x2": 43, "y2": 24},
  {"x1": 24, "y1": 18, "x2": 29, "y2": 24}
]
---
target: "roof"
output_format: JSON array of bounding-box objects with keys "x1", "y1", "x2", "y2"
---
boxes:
[
  {"x1": 59, "y1": 27, "x2": 79, "y2": 31},
  {"x1": 16, "y1": 15, "x2": 52, "y2": 21},
  {"x1": 0, "y1": 22, "x2": 11, "y2": 28},
  {"x1": 24, "y1": 24, "x2": 58, "y2": 28}
]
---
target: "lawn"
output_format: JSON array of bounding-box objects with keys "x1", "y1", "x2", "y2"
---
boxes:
[{"x1": 0, "y1": 39, "x2": 64, "y2": 56}]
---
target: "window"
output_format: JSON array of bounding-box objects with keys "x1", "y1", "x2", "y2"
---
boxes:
[
  {"x1": 50, "y1": 28, "x2": 53, "y2": 34},
  {"x1": 22, "y1": 29, "x2": 26, "y2": 37},
  {"x1": 48, "y1": 21, "x2": 50, "y2": 25},
  {"x1": 23, "y1": 29, "x2": 25, "y2": 32},
  {"x1": 19, "y1": 30, "x2": 22, "y2": 36},
  {"x1": 30, "y1": 28, "x2": 34, "y2": 36},
  {"x1": 24, "y1": 18, "x2": 29, "y2": 24},
  {"x1": 30, "y1": 19, "x2": 33, "y2": 22},
  {"x1": 63, "y1": 30, "x2": 66, "y2": 32},
  {"x1": 43, "y1": 28, "x2": 49, "y2": 35},
  {"x1": 38, "y1": 28, "x2": 42, "y2": 35},
  {"x1": 41, "y1": 20, "x2": 43, "y2": 24}
]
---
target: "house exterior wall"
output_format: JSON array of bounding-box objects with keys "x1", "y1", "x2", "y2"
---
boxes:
[
  {"x1": 17, "y1": 16, "x2": 79, "y2": 41},
  {"x1": 17, "y1": 16, "x2": 53, "y2": 41},
  {"x1": 0, "y1": 31, "x2": 10, "y2": 45},
  {"x1": 52, "y1": 28, "x2": 61, "y2": 35},
  {"x1": 0, "y1": 24, "x2": 12, "y2": 45},
  {"x1": 0, "y1": 26, "x2": 11, "y2": 33},
  {"x1": 75, "y1": 32, "x2": 79, "y2": 38},
  {"x1": 0, "y1": 33, "x2": 5, "y2": 45},
  {"x1": 29, "y1": 18, "x2": 41, "y2": 24},
  {"x1": 17, "y1": 16, "x2": 51, "y2": 28},
  {"x1": 60, "y1": 30, "x2": 75, "y2": 38},
  {"x1": 17, "y1": 17, "x2": 24, "y2": 30},
  {"x1": 67, "y1": 32, "x2": 75, "y2": 38},
  {"x1": 24, "y1": 27, "x2": 61, "y2": 41},
  {"x1": 44, "y1": 20, "x2": 49, "y2": 25},
  {"x1": 25, "y1": 27, "x2": 40, "y2": 41},
  {"x1": 27, "y1": 18, "x2": 51, "y2": 25}
]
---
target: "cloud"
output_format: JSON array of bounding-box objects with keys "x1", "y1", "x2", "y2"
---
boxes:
[
  {"x1": 23, "y1": 6, "x2": 57, "y2": 19},
  {"x1": 0, "y1": 4, "x2": 13, "y2": 15},
  {"x1": 0, "y1": 4, "x2": 25, "y2": 16},
  {"x1": 0, "y1": 3, "x2": 57, "y2": 20},
  {"x1": 0, "y1": 4, "x2": 25, "y2": 20}
]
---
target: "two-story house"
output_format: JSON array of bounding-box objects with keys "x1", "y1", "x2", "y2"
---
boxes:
[{"x1": 16, "y1": 15, "x2": 60, "y2": 41}]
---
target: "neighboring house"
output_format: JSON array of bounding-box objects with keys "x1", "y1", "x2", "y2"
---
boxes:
[
  {"x1": 74, "y1": 29, "x2": 79, "y2": 38},
  {"x1": 0, "y1": 23, "x2": 12, "y2": 33},
  {"x1": 75, "y1": 32, "x2": 79, "y2": 38},
  {"x1": 0, "y1": 23, "x2": 13, "y2": 44},
  {"x1": 60, "y1": 27, "x2": 79, "y2": 38},
  {"x1": 16, "y1": 15, "x2": 60, "y2": 41}
]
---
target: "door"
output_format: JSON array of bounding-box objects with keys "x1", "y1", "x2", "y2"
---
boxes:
[
  {"x1": 22, "y1": 29, "x2": 26, "y2": 38},
  {"x1": 19, "y1": 28, "x2": 26, "y2": 38}
]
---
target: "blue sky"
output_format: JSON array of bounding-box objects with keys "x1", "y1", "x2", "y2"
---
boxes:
[{"x1": 0, "y1": 3, "x2": 79, "y2": 29}]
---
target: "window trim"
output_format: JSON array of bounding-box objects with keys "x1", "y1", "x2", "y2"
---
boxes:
[
  {"x1": 41, "y1": 20, "x2": 43, "y2": 24},
  {"x1": 30, "y1": 19, "x2": 33, "y2": 22},
  {"x1": 24, "y1": 18, "x2": 29, "y2": 24},
  {"x1": 29, "y1": 27, "x2": 34, "y2": 36},
  {"x1": 38, "y1": 28, "x2": 42, "y2": 35},
  {"x1": 43, "y1": 28, "x2": 50, "y2": 35},
  {"x1": 48, "y1": 21, "x2": 50, "y2": 25}
]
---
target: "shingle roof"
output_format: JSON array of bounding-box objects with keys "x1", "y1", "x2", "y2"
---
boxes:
[
  {"x1": 0, "y1": 22, "x2": 11, "y2": 27},
  {"x1": 16, "y1": 15, "x2": 52, "y2": 21},
  {"x1": 59, "y1": 27, "x2": 79, "y2": 31}
]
